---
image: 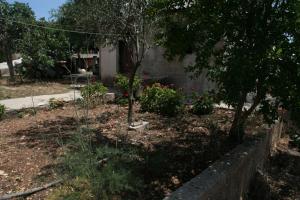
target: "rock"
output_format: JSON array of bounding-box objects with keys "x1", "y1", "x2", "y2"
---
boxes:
[
  {"x1": 0, "y1": 170, "x2": 8, "y2": 177},
  {"x1": 103, "y1": 93, "x2": 115, "y2": 103},
  {"x1": 129, "y1": 121, "x2": 149, "y2": 132}
]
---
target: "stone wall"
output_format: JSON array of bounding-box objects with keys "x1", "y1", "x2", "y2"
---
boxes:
[{"x1": 164, "y1": 121, "x2": 284, "y2": 200}]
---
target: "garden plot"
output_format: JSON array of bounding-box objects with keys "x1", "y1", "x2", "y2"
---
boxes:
[{"x1": 0, "y1": 103, "x2": 263, "y2": 200}]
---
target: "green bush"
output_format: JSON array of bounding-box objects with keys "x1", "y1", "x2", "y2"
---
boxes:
[
  {"x1": 81, "y1": 83, "x2": 108, "y2": 107},
  {"x1": 192, "y1": 93, "x2": 214, "y2": 115},
  {"x1": 0, "y1": 104, "x2": 5, "y2": 119},
  {"x1": 140, "y1": 83, "x2": 183, "y2": 116},
  {"x1": 114, "y1": 74, "x2": 141, "y2": 97}
]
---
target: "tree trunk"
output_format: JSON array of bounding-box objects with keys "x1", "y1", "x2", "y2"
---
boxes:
[
  {"x1": 229, "y1": 113, "x2": 246, "y2": 143},
  {"x1": 5, "y1": 47, "x2": 15, "y2": 82},
  {"x1": 127, "y1": 63, "x2": 140, "y2": 126},
  {"x1": 229, "y1": 93, "x2": 247, "y2": 143},
  {"x1": 229, "y1": 89, "x2": 265, "y2": 143}
]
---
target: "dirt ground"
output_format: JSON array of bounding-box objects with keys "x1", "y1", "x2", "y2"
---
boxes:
[
  {"x1": 247, "y1": 137, "x2": 300, "y2": 200},
  {"x1": 0, "y1": 103, "x2": 263, "y2": 199},
  {"x1": 0, "y1": 79, "x2": 70, "y2": 100}
]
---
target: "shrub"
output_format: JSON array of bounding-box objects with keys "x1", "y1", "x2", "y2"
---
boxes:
[
  {"x1": 81, "y1": 82, "x2": 108, "y2": 107},
  {"x1": 114, "y1": 74, "x2": 141, "y2": 98},
  {"x1": 49, "y1": 98, "x2": 65, "y2": 110},
  {"x1": 192, "y1": 93, "x2": 214, "y2": 115},
  {"x1": 140, "y1": 83, "x2": 183, "y2": 116},
  {"x1": 0, "y1": 104, "x2": 5, "y2": 119}
]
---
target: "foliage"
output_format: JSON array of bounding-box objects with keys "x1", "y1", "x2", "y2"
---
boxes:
[
  {"x1": 81, "y1": 82, "x2": 108, "y2": 107},
  {"x1": 115, "y1": 97, "x2": 129, "y2": 106},
  {"x1": 115, "y1": 74, "x2": 141, "y2": 98},
  {"x1": 56, "y1": 0, "x2": 153, "y2": 125},
  {"x1": 291, "y1": 100, "x2": 300, "y2": 128},
  {"x1": 0, "y1": 0, "x2": 35, "y2": 80},
  {"x1": 140, "y1": 83, "x2": 183, "y2": 116},
  {"x1": 16, "y1": 108, "x2": 36, "y2": 118},
  {"x1": 0, "y1": 104, "x2": 5, "y2": 119},
  {"x1": 49, "y1": 98, "x2": 65, "y2": 110},
  {"x1": 18, "y1": 20, "x2": 70, "y2": 79},
  {"x1": 192, "y1": 93, "x2": 214, "y2": 116},
  {"x1": 51, "y1": 129, "x2": 143, "y2": 200},
  {"x1": 153, "y1": 0, "x2": 300, "y2": 141}
]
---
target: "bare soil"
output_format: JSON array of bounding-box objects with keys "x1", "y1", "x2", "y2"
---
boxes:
[
  {"x1": 0, "y1": 79, "x2": 70, "y2": 100},
  {"x1": 0, "y1": 103, "x2": 263, "y2": 199},
  {"x1": 247, "y1": 138, "x2": 300, "y2": 200}
]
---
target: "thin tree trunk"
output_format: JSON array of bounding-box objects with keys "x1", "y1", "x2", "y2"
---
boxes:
[
  {"x1": 229, "y1": 104, "x2": 246, "y2": 143},
  {"x1": 229, "y1": 114, "x2": 246, "y2": 143},
  {"x1": 5, "y1": 47, "x2": 15, "y2": 82},
  {"x1": 127, "y1": 63, "x2": 140, "y2": 126}
]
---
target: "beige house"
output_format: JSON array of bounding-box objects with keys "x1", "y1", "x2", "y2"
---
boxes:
[{"x1": 100, "y1": 45, "x2": 215, "y2": 94}]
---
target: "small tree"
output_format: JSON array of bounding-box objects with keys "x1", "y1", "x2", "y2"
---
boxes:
[
  {"x1": 57, "y1": 0, "x2": 153, "y2": 125},
  {"x1": 18, "y1": 20, "x2": 70, "y2": 79},
  {"x1": 0, "y1": 0, "x2": 34, "y2": 81},
  {"x1": 154, "y1": 0, "x2": 300, "y2": 142}
]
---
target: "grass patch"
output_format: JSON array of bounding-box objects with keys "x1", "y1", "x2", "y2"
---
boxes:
[{"x1": 49, "y1": 128, "x2": 143, "y2": 200}]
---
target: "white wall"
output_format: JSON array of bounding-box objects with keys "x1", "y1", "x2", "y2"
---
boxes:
[
  {"x1": 100, "y1": 45, "x2": 119, "y2": 84},
  {"x1": 140, "y1": 46, "x2": 215, "y2": 94}
]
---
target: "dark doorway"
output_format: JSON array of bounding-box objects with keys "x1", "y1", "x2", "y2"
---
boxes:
[{"x1": 119, "y1": 41, "x2": 133, "y2": 75}]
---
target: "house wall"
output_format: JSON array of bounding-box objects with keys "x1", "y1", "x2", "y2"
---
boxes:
[
  {"x1": 140, "y1": 46, "x2": 215, "y2": 94},
  {"x1": 100, "y1": 45, "x2": 119, "y2": 84},
  {"x1": 100, "y1": 45, "x2": 215, "y2": 93}
]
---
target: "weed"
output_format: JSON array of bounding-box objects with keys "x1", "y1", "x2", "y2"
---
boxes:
[
  {"x1": 81, "y1": 83, "x2": 108, "y2": 107},
  {"x1": 0, "y1": 104, "x2": 5, "y2": 119},
  {"x1": 50, "y1": 128, "x2": 143, "y2": 200},
  {"x1": 49, "y1": 98, "x2": 65, "y2": 110}
]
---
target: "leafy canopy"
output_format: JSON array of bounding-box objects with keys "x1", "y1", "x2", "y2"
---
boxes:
[
  {"x1": 19, "y1": 20, "x2": 70, "y2": 79},
  {"x1": 0, "y1": 0, "x2": 35, "y2": 52},
  {"x1": 153, "y1": 0, "x2": 300, "y2": 140}
]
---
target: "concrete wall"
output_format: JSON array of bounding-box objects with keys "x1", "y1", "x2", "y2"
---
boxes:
[
  {"x1": 164, "y1": 121, "x2": 284, "y2": 200},
  {"x1": 100, "y1": 45, "x2": 119, "y2": 84},
  {"x1": 140, "y1": 46, "x2": 215, "y2": 94}
]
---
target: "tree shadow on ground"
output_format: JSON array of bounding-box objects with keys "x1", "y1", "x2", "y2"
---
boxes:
[
  {"x1": 12, "y1": 116, "x2": 80, "y2": 152},
  {"x1": 94, "y1": 128, "x2": 235, "y2": 200},
  {"x1": 9, "y1": 109, "x2": 237, "y2": 199},
  {"x1": 247, "y1": 148, "x2": 300, "y2": 200}
]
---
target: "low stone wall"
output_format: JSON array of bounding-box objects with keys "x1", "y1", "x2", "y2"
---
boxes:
[{"x1": 164, "y1": 121, "x2": 284, "y2": 200}]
